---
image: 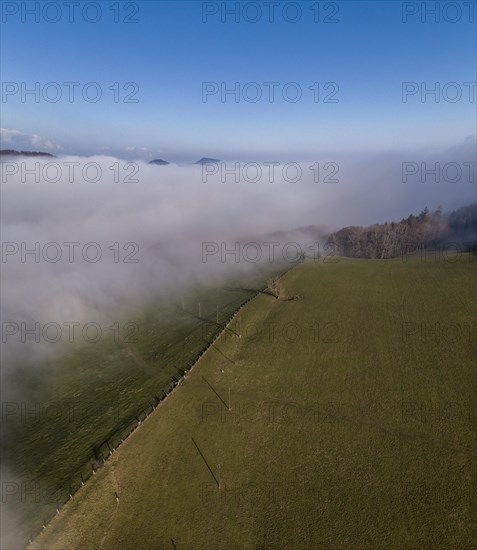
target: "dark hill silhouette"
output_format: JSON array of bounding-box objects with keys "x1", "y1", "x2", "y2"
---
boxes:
[
  {"x1": 148, "y1": 159, "x2": 170, "y2": 166},
  {"x1": 0, "y1": 149, "x2": 55, "y2": 158},
  {"x1": 194, "y1": 157, "x2": 220, "y2": 165}
]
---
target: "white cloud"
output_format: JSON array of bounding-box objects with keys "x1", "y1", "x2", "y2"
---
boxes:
[
  {"x1": 0, "y1": 128, "x2": 62, "y2": 151},
  {"x1": 0, "y1": 139, "x2": 475, "y2": 374},
  {"x1": 0, "y1": 128, "x2": 22, "y2": 143}
]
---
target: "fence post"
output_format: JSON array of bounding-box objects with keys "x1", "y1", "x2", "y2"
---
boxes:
[{"x1": 49, "y1": 280, "x2": 276, "y2": 528}]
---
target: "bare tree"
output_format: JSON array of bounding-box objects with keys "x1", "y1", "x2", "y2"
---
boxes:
[{"x1": 267, "y1": 277, "x2": 280, "y2": 298}]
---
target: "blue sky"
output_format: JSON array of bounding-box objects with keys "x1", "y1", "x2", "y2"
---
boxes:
[{"x1": 1, "y1": 0, "x2": 476, "y2": 161}]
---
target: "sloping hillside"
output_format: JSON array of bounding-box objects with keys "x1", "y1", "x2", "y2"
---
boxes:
[{"x1": 29, "y1": 254, "x2": 476, "y2": 549}]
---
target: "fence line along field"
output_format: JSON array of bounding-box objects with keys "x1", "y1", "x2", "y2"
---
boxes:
[
  {"x1": 28, "y1": 253, "x2": 476, "y2": 549},
  {"x1": 2, "y1": 261, "x2": 294, "y2": 547}
]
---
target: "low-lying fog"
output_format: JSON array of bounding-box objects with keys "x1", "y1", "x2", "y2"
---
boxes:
[{"x1": 1, "y1": 137, "x2": 475, "y2": 377}]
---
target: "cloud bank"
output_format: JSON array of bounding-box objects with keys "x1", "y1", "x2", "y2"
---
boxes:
[{"x1": 1, "y1": 138, "x2": 475, "y2": 371}]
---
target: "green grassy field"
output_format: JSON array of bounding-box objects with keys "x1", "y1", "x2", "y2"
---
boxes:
[
  {"x1": 2, "y1": 262, "x2": 292, "y2": 547},
  {"x1": 18, "y1": 254, "x2": 477, "y2": 548}
]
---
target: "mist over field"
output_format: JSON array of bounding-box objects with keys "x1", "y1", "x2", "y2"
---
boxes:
[
  {"x1": 1, "y1": 0, "x2": 476, "y2": 547},
  {"x1": 1, "y1": 138, "x2": 475, "y2": 375}
]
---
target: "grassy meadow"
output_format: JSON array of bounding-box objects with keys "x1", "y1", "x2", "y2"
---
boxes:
[
  {"x1": 2, "y1": 262, "x2": 292, "y2": 546},
  {"x1": 23, "y1": 252, "x2": 477, "y2": 549}
]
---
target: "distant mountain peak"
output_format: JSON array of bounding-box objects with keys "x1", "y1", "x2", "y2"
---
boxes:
[
  {"x1": 148, "y1": 159, "x2": 170, "y2": 166},
  {"x1": 194, "y1": 157, "x2": 220, "y2": 165},
  {"x1": 0, "y1": 149, "x2": 56, "y2": 158}
]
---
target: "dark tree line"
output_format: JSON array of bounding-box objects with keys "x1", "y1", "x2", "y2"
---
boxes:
[
  {"x1": 327, "y1": 203, "x2": 477, "y2": 259},
  {"x1": 447, "y1": 203, "x2": 477, "y2": 241}
]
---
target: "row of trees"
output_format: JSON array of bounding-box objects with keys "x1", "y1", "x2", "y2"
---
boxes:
[{"x1": 327, "y1": 204, "x2": 477, "y2": 259}]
